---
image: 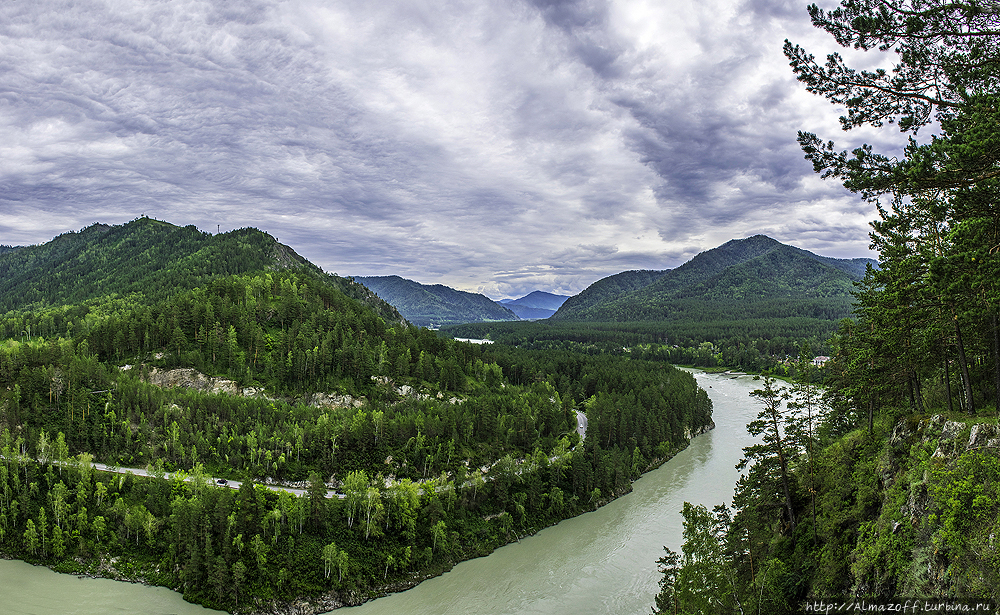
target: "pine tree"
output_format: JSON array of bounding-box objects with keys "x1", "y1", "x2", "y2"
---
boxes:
[{"x1": 740, "y1": 377, "x2": 799, "y2": 534}]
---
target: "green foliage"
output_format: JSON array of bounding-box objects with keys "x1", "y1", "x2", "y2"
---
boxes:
[
  {"x1": 649, "y1": 5, "x2": 1000, "y2": 608},
  {"x1": 789, "y1": 0, "x2": 1000, "y2": 421},
  {"x1": 654, "y1": 503, "x2": 744, "y2": 615},
  {"x1": 551, "y1": 235, "x2": 869, "y2": 325},
  {"x1": 927, "y1": 450, "x2": 1000, "y2": 597},
  {"x1": 0, "y1": 220, "x2": 716, "y2": 612},
  {"x1": 740, "y1": 377, "x2": 799, "y2": 533}
]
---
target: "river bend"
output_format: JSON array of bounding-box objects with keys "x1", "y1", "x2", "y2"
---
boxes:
[{"x1": 0, "y1": 370, "x2": 760, "y2": 615}]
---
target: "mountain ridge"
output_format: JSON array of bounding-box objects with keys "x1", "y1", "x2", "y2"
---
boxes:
[
  {"x1": 497, "y1": 291, "x2": 570, "y2": 320},
  {"x1": 0, "y1": 217, "x2": 403, "y2": 323},
  {"x1": 551, "y1": 235, "x2": 875, "y2": 322},
  {"x1": 503, "y1": 291, "x2": 570, "y2": 310},
  {"x1": 354, "y1": 275, "x2": 518, "y2": 326}
]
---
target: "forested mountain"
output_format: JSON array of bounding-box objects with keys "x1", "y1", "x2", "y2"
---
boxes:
[
  {"x1": 0, "y1": 219, "x2": 715, "y2": 614},
  {"x1": 0, "y1": 217, "x2": 401, "y2": 324},
  {"x1": 354, "y1": 275, "x2": 518, "y2": 326},
  {"x1": 551, "y1": 235, "x2": 875, "y2": 323},
  {"x1": 554, "y1": 269, "x2": 666, "y2": 320}
]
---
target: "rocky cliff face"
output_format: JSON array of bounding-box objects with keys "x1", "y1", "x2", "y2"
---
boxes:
[
  {"x1": 849, "y1": 414, "x2": 1000, "y2": 600},
  {"x1": 147, "y1": 367, "x2": 249, "y2": 396},
  {"x1": 684, "y1": 421, "x2": 716, "y2": 441}
]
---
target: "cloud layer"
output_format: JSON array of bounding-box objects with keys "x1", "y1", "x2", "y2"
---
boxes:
[{"x1": 0, "y1": 0, "x2": 894, "y2": 299}]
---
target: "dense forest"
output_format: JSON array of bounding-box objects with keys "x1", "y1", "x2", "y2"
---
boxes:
[
  {"x1": 0, "y1": 220, "x2": 713, "y2": 613},
  {"x1": 653, "y1": 1, "x2": 1000, "y2": 612},
  {"x1": 550, "y1": 235, "x2": 873, "y2": 323},
  {"x1": 0, "y1": 218, "x2": 402, "y2": 326},
  {"x1": 447, "y1": 318, "x2": 837, "y2": 375}
]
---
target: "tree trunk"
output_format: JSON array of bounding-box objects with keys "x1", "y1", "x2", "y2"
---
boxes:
[
  {"x1": 952, "y1": 307, "x2": 975, "y2": 415},
  {"x1": 769, "y1": 412, "x2": 796, "y2": 533},
  {"x1": 906, "y1": 371, "x2": 917, "y2": 410},
  {"x1": 992, "y1": 311, "x2": 1000, "y2": 408},
  {"x1": 868, "y1": 391, "x2": 876, "y2": 435},
  {"x1": 943, "y1": 352, "x2": 954, "y2": 414}
]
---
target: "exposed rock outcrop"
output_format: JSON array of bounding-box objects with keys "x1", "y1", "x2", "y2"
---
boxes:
[
  {"x1": 303, "y1": 392, "x2": 363, "y2": 409},
  {"x1": 850, "y1": 414, "x2": 1000, "y2": 599},
  {"x1": 684, "y1": 420, "x2": 716, "y2": 440},
  {"x1": 147, "y1": 367, "x2": 247, "y2": 397},
  {"x1": 142, "y1": 367, "x2": 363, "y2": 409}
]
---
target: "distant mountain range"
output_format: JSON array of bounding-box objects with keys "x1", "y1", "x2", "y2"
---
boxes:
[
  {"x1": 551, "y1": 235, "x2": 876, "y2": 322},
  {"x1": 498, "y1": 291, "x2": 570, "y2": 320},
  {"x1": 354, "y1": 275, "x2": 518, "y2": 327},
  {"x1": 354, "y1": 236, "x2": 874, "y2": 329},
  {"x1": 10, "y1": 223, "x2": 872, "y2": 334}
]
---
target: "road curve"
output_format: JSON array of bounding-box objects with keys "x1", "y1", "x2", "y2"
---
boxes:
[{"x1": 88, "y1": 461, "x2": 343, "y2": 499}]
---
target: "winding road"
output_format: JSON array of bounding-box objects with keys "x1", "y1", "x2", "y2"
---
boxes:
[{"x1": 16, "y1": 410, "x2": 591, "y2": 503}]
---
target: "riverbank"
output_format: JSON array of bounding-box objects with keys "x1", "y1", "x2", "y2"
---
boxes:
[
  {"x1": 328, "y1": 370, "x2": 757, "y2": 615},
  {"x1": 0, "y1": 371, "x2": 757, "y2": 615},
  {"x1": 0, "y1": 419, "x2": 714, "y2": 615},
  {"x1": 240, "y1": 428, "x2": 712, "y2": 615}
]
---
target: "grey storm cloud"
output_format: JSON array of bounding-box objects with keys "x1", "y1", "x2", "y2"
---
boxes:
[{"x1": 0, "y1": 0, "x2": 885, "y2": 299}]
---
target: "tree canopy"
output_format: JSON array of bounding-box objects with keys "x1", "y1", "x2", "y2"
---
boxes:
[
  {"x1": 786, "y1": 0, "x2": 1000, "y2": 196},
  {"x1": 786, "y1": 0, "x2": 1000, "y2": 416},
  {"x1": 654, "y1": 3, "x2": 1000, "y2": 612},
  {"x1": 0, "y1": 221, "x2": 716, "y2": 613}
]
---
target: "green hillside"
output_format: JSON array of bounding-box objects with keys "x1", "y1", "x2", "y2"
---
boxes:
[
  {"x1": 0, "y1": 217, "x2": 402, "y2": 327},
  {"x1": 554, "y1": 269, "x2": 666, "y2": 320},
  {"x1": 355, "y1": 275, "x2": 518, "y2": 326},
  {"x1": 0, "y1": 220, "x2": 713, "y2": 614},
  {"x1": 552, "y1": 235, "x2": 873, "y2": 324}
]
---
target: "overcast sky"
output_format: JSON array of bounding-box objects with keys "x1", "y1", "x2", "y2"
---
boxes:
[{"x1": 1, "y1": 0, "x2": 901, "y2": 299}]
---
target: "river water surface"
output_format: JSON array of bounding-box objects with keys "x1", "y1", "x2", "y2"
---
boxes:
[{"x1": 0, "y1": 370, "x2": 760, "y2": 615}]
